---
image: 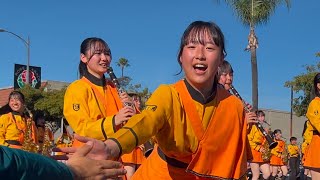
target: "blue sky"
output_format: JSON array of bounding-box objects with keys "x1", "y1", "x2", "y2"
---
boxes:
[{"x1": 0, "y1": 0, "x2": 319, "y2": 112}]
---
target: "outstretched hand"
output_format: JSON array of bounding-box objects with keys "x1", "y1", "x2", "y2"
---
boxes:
[
  {"x1": 65, "y1": 140, "x2": 126, "y2": 180},
  {"x1": 53, "y1": 134, "x2": 119, "y2": 161}
]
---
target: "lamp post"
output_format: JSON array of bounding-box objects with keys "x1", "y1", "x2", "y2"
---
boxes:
[
  {"x1": 0, "y1": 28, "x2": 30, "y2": 85},
  {"x1": 290, "y1": 85, "x2": 293, "y2": 137}
]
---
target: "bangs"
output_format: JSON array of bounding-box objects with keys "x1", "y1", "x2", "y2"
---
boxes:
[
  {"x1": 183, "y1": 26, "x2": 221, "y2": 47},
  {"x1": 90, "y1": 41, "x2": 111, "y2": 54},
  {"x1": 9, "y1": 93, "x2": 24, "y2": 102}
]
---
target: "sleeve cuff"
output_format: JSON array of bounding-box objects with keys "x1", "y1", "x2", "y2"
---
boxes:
[
  {"x1": 101, "y1": 118, "x2": 107, "y2": 140},
  {"x1": 112, "y1": 115, "x2": 117, "y2": 132},
  {"x1": 108, "y1": 138, "x2": 122, "y2": 159},
  {"x1": 110, "y1": 128, "x2": 138, "y2": 154}
]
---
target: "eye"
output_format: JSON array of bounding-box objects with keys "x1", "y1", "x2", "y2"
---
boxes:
[
  {"x1": 103, "y1": 51, "x2": 111, "y2": 56},
  {"x1": 186, "y1": 45, "x2": 196, "y2": 49},
  {"x1": 206, "y1": 45, "x2": 216, "y2": 51}
]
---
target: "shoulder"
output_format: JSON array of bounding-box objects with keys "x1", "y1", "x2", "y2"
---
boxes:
[
  {"x1": 0, "y1": 113, "x2": 11, "y2": 123},
  {"x1": 146, "y1": 84, "x2": 178, "y2": 106},
  {"x1": 309, "y1": 97, "x2": 320, "y2": 107},
  {"x1": 0, "y1": 113, "x2": 11, "y2": 119},
  {"x1": 217, "y1": 87, "x2": 243, "y2": 110},
  {"x1": 67, "y1": 79, "x2": 88, "y2": 89},
  {"x1": 154, "y1": 84, "x2": 177, "y2": 95},
  {"x1": 65, "y1": 79, "x2": 91, "y2": 94}
]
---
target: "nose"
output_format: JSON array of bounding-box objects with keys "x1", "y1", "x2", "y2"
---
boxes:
[
  {"x1": 100, "y1": 53, "x2": 107, "y2": 61},
  {"x1": 195, "y1": 47, "x2": 205, "y2": 60},
  {"x1": 101, "y1": 53, "x2": 111, "y2": 64}
]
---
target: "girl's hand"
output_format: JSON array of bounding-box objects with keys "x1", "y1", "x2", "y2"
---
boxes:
[{"x1": 114, "y1": 106, "x2": 135, "y2": 125}]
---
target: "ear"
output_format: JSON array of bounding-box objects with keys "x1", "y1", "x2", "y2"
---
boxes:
[
  {"x1": 179, "y1": 56, "x2": 182, "y2": 64},
  {"x1": 80, "y1": 53, "x2": 88, "y2": 63}
]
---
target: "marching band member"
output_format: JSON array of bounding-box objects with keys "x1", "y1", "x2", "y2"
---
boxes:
[
  {"x1": 63, "y1": 37, "x2": 135, "y2": 179},
  {"x1": 0, "y1": 91, "x2": 38, "y2": 149},
  {"x1": 247, "y1": 110, "x2": 271, "y2": 180},
  {"x1": 60, "y1": 20, "x2": 250, "y2": 180},
  {"x1": 217, "y1": 60, "x2": 233, "y2": 90},
  {"x1": 304, "y1": 72, "x2": 320, "y2": 179},
  {"x1": 287, "y1": 136, "x2": 300, "y2": 180},
  {"x1": 301, "y1": 120, "x2": 313, "y2": 180},
  {"x1": 270, "y1": 129, "x2": 288, "y2": 180}
]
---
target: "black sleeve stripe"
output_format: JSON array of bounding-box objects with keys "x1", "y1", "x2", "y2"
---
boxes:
[
  {"x1": 101, "y1": 118, "x2": 107, "y2": 140},
  {"x1": 112, "y1": 116, "x2": 116, "y2": 133},
  {"x1": 122, "y1": 127, "x2": 138, "y2": 147},
  {"x1": 108, "y1": 138, "x2": 122, "y2": 158}
]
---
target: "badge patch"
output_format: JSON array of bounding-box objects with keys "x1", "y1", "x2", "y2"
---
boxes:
[
  {"x1": 73, "y1": 104, "x2": 80, "y2": 111},
  {"x1": 144, "y1": 105, "x2": 157, "y2": 111},
  {"x1": 314, "y1": 110, "x2": 319, "y2": 116}
]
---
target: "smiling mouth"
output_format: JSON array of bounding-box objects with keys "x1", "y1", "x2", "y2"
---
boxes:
[
  {"x1": 193, "y1": 64, "x2": 207, "y2": 71},
  {"x1": 100, "y1": 64, "x2": 108, "y2": 68}
]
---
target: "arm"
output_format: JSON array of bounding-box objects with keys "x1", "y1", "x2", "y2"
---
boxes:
[
  {"x1": 247, "y1": 126, "x2": 262, "y2": 151},
  {"x1": 0, "y1": 115, "x2": 9, "y2": 146},
  {"x1": 109, "y1": 85, "x2": 171, "y2": 156},
  {"x1": 59, "y1": 85, "x2": 172, "y2": 160},
  {"x1": 0, "y1": 142, "x2": 127, "y2": 180},
  {"x1": 270, "y1": 145, "x2": 280, "y2": 157},
  {"x1": 0, "y1": 145, "x2": 73, "y2": 179},
  {"x1": 306, "y1": 99, "x2": 320, "y2": 132}
]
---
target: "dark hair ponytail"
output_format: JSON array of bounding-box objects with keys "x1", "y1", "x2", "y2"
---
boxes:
[{"x1": 78, "y1": 61, "x2": 87, "y2": 78}]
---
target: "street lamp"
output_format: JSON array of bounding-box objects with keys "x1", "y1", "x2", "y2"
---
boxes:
[{"x1": 0, "y1": 28, "x2": 30, "y2": 85}]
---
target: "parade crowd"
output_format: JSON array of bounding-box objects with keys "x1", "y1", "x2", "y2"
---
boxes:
[{"x1": 0, "y1": 21, "x2": 319, "y2": 180}]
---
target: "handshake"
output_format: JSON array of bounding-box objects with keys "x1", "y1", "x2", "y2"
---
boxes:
[{"x1": 53, "y1": 134, "x2": 124, "y2": 180}]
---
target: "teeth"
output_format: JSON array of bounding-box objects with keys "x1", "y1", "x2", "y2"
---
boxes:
[{"x1": 194, "y1": 64, "x2": 206, "y2": 68}]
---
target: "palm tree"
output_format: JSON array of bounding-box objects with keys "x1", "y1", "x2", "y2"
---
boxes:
[
  {"x1": 116, "y1": 57, "x2": 130, "y2": 77},
  {"x1": 217, "y1": 0, "x2": 290, "y2": 110}
]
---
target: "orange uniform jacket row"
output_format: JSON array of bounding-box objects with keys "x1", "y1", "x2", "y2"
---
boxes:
[
  {"x1": 109, "y1": 80, "x2": 249, "y2": 179},
  {"x1": 304, "y1": 97, "x2": 320, "y2": 168}
]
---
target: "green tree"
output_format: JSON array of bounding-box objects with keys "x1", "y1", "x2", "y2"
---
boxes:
[
  {"x1": 217, "y1": 0, "x2": 291, "y2": 110},
  {"x1": 116, "y1": 57, "x2": 130, "y2": 77},
  {"x1": 34, "y1": 88, "x2": 67, "y2": 120},
  {"x1": 19, "y1": 85, "x2": 66, "y2": 122},
  {"x1": 285, "y1": 61, "x2": 320, "y2": 117}
]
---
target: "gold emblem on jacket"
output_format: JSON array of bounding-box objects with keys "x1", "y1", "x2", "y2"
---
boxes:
[{"x1": 73, "y1": 104, "x2": 80, "y2": 111}]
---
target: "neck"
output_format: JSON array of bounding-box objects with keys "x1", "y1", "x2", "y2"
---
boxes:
[
  {"x1": 187, "y1": 80, "x2": 215, "y2": 100},
  {"x1": 87, "y1": 69, "x2": 103, "y2": 79},
  {"x1": 12, "y1": 111, "x2": 23, "y2": 116}
]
